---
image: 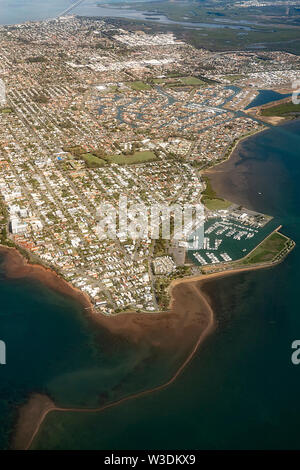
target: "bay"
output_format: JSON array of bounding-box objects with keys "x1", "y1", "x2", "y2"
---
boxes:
[{"x1": 32, "y1": 120, "x2": 300, "y2": 450}]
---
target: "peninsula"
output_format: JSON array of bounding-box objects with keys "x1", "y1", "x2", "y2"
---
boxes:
[{"x1": 0, "y1": 14, "x2": 297, "y2": 450}]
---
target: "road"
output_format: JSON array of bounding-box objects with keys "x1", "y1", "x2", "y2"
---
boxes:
[{"x1": 57, "y1": 0, "x2": 86, "y2": 18}]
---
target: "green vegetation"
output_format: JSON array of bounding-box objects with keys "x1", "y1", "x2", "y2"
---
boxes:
[
  {"x1": 202, "y1": 198, "x2": 231, "y2": 210},
  {"x1": 172, "y1": 265, "x2": 191, "y2": 278},
  {"x1": 154, "y1": 277, "x2": 170, "y2": 309},
  {"x1": 63, "y1": 145, "x2": 85, "y2": 157},
  {"x1": 107, "y1": 150, "x2": 157, "y2": 165},
  {"x1": 154, "y1": 265, "x2": 193, "y2": 310},
  {"x1": 26, "y1": 56, "x2": 47, "y2": 63},
  {"x1": 63, "y1": 146, "x2": 158, "y2": 167},
  {"x1": 153, "y1": 75, "x2": 206, "y2": 88},
  {"x1": 241, "y1": 232, "x2": 290, "y2": 265},
  {"x1": 202, "y1": 176, "x2": 218, "y2": 198},
  {"x1": 81, "y1": 153, "x2": 106, "y2": 168},
  {"x1": 113, "y1": 1, "x2": 300, "y2": 54},
  {"x1": 153, "y1": 78, "x2": 166, "y2": 84},
  {"x1": 63, "y1": 146, "x2": 108, "y2": 168},
  {"x1": 176, "y1": 76, "x2": 206, "y2": 86},
  {"x1": 202, "y1": 231, "x2": 294, "y2": 275},
  {"x1": 109, "y1": 85, "x2": 121, "y2": 93},
  {"x1": 201, "y1": 176, "x2": 231, "y2": 210},
  {"x1": 32, "y1": 94, "x2": 49, "y2": 104},
  {"x1": 58, "y1": 121, "x2": 73, "y2": 129},
  {"x1": 184, "y1": 26, "x2": 300, "y2": 55},
  {"x1": 261, "y1": 101, "x2": 300, "y2": 117},
  {"x1": 113, "y1": 0, "x2": 300, "y2": 29},
  {"x1": 153, "y1": 238, "x2": 168, "y2": 257},
  {"x1": 0, "y1": 198, "x2": 33, "y2": 261},
  {"x1": 0, "y1": 108, "x2": 13, "y2": 114},
  {"x1": 130, "y1": 81, "x2": 151, "y2": 91}
]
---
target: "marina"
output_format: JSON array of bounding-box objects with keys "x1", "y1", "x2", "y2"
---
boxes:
[{"x1": 189, "y1": 212, "x2": 278, "y2": 267}]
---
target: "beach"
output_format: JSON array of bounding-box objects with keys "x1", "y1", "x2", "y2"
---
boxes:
[
  {"x1": 203, "y1": 139, "x2": 260, "y2": 210},
  {"x1": 7, "y1": 237, "x2": 284, "y2": 450},
  {"x1": 1, "y1": 242, "x2": 274, "y2": 350},
  {"x1": 9, "y1": 254, "x2": 215, "y2": 449},
  {"x1": 3, "y1": 122, "x2": 285, "y2": 450},
  {"x1": 6, "y1": 118, "x2": 299, "y2": 450}
]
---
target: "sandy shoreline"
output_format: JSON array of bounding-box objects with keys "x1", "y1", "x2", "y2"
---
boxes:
[
  {"x1": 9, "y1": 260, "x2": 216, "y2": 449},
  {"x1": 202, "y1": 126, "x2": 267, "y2": 176},
  {"x1": 0, "y1": 244, "x2": 214, "y2": 449},
  {"x1": 0, "y1": 241, "x2": 277, "y2": 351},
  {"x1": 0, "y1": 243, "x2": 269, "y2": 349},
  {"x1": 0, "y1": 244, "x2": 210, "y2": 348},
  {"x1": 6, "y1": 241, "x2": 281, "y2": 450},
  {"x1": 244, "y1": 96, "x2": 292, "y2": 125},
  {"x1": 13, "y1": 294, "x2": 215, "y2": 450},
  {"x1": 5, "y1": 114, "x2": 293, "y2": 451},
  {"x1": 0, "y1": 245, "x2": 94, "y2": 313}
]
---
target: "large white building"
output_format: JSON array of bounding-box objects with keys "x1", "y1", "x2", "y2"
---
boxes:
[{"x1": 10, "y1": 217, "x2": 27, "y2": 235}]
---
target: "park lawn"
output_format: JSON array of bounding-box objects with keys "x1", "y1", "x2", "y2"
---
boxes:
[
  {"x1": 153, "y1": 78, "x2": 166, "y2": 84},
  {"x1": 81, "y1": 153, "x2": 106, "y2": 168},
  {"x1": 0, "y1": 108, "x2": 13, "y2": 113},
  {"x1": 64, "y1": 145, "x2": 86, "y2": 156},
  {"x1": 261, "y1": 101, "x2": 300, "y2": 116},
  {"x1": 202, "y1": 176, "x2": 218, "y2": 199},
  {"x1": 107, "y1": 151, "x2": 157, "y2": 165},
  {"x1": 202, "y1": 196, "x2": 232, "y2": 210},
  {"x1": 154, "y1": 76, "x2": 206, "y2": 88},
  {"x1": 155, "y1": 78, "x2": 179, "y2": 87},
  {"x1": 180, "y1": 76, "x2": 206, "y2": 86},
  {"x1": 241, "y1": 232, "x2": 288, "y2": 265},
  {"x1": 130, "y1": 81, "x2": 151, "y2": 91},
  {"x1": 167, "y1": 76, "x2": 206, "y2": 88}
]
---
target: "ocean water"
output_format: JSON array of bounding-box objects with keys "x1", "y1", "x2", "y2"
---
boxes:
[
  {"x1": 29, "y1": 119, "x2": 300, "y2": 450},
  {"x1": 0, "y1": 0, "x2": 259, "y2": 30},
  {"x1": 245, "y1": 89, "x2": 291, "y2": 109},
  {"x1": 0, "y1": 1, "x2": 129, "y2": 24},
  {"x1": 0, "y1": 0, "x2": 70, "y2": 24},
  {"x1": 0, "y1": 257, "x2": 194, "y2": 449},
  {"x1": 0, "y1": 1, "x2": 300, "y2": 450}
]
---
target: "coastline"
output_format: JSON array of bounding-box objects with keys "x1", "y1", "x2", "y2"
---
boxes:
[
  {"x1": 201, "y1": 125, "x2": 266, "y2": 174},
  {"x1": 6, "y1": 115, "x2": 296, "y2": 451},
  {"x1": 244, "y1": 96, "x2": 296, "y2": 126},
  {"x1": 203, "y1": 116, "x2": 300, "y2": 212},
  {"x1": 204, "y1": 92, "x2": 297, "y2": 176},
  {"x1": 201, "y1": 132, "x2": 262, "y2": 210},
  {"x1": 9, "y1": 241, "x2": 284, "y2": 450},
  {"x1": 11, "y1": 271, "x2": 216, "y2": 450},
  {"x1": 0, "y1": 245, "x2": 95, "y2": 314}
]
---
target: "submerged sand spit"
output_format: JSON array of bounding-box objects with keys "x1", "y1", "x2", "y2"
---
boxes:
[
  {"x1": 2, "y1": 245, "x2": 277, "y2": 450},
  {"x1": 0, "y1": 245, "x2": 211, "y2": 348},
  {"x1": 1, "y1": 245, "x2": 214, "y2": 449},
  {"x1": 12, "y1": 394, "x2": 56, "y2": 451}
]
